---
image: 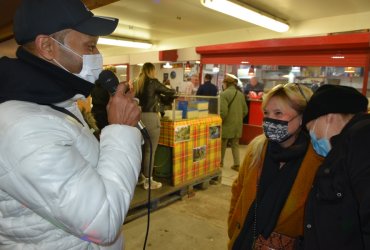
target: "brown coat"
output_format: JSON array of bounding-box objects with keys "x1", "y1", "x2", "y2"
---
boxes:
[{"x1": 228, "y1": 137, "x2": 323, "y2": 249}]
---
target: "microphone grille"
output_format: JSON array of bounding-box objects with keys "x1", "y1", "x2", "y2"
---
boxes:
[{"x1": 97, "y1": 70, "x2": 119, "y2": 95}]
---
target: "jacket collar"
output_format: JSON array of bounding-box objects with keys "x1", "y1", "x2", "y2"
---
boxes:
[
  {"x1": 331, "y1": 113, "x2": 370, "y2": 147},
  {"x1": 0, "y1": 46, "x2": 93, "y2": 104}
]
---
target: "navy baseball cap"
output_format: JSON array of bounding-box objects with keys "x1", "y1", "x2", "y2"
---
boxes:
[{"x1": 13, "y1": 0, "x2": 119, "y2": 45}]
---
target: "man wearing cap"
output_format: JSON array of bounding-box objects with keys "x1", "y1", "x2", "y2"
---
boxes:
[
  {"x1": 0, "y1": 0, "x2": 142, "y2": 249},
  {"x1": 301, "y1": 84, "x2": 370, "y2": 249}
]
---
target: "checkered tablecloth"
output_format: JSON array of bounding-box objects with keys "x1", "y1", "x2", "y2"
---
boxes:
[{"x1": 159, "y1": 115, "x2": 222, "y2": 186}]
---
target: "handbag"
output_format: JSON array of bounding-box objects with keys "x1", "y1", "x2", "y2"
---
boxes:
[{"x1": 253, "y1": 232, "x2": 298, "y2": 250}]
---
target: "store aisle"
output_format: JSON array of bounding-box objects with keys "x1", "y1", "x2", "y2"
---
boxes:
[
  {"x1": 220, "y1": 144, "x2": 248, "y2": 186},
  {"x1": 121, "y1": 144, "x2": 248, "y2": 250}
]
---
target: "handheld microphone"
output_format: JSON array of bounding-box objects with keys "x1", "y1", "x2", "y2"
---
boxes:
[{"x1": 97, "y1": 70, "x2": 146, "y2": 132}]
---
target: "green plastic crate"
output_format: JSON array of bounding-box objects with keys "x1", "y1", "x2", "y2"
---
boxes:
[{"x1": 154, "y1": 145, "x2": 172, "y2": 178}]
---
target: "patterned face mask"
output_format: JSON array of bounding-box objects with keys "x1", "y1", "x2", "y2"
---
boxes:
[{"x1": 263, "y1": 116, "x2": 298, "y2": 143}]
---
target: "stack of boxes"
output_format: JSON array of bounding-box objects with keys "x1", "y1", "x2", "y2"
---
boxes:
[
  {"x1": 189, "y1": 100, "x2": 209, "y2": 118},
  {"x1": 164, "y1": 110, "x2": 183, "y2": 121},
  {"x1": 165, "y1": 99, "x2": 211, "y2": 120}
]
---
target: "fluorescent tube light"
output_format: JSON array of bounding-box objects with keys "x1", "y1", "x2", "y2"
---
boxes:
[
  {"x1": 201, "y1": 0, "x2": 289, "y2": 32},
  {"x1": 331, "y1": 55, "x2": 345, "y2": 59},
  {"x1": 98, "y1": 37, "x2": 152, "y2": 49}
]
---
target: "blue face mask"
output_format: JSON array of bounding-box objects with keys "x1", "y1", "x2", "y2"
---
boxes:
[{"x1": 309, "y1": 120, "x2": 331, "y2": 157}]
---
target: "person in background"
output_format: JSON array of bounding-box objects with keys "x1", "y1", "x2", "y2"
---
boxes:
[
  {"x1": 0, "y1": 0, "x2": 142, "y2": 249},
  {"x1": 179, "y1": 75, "x2": 193, "y2": 95},
  {"x1": 197, "y1": 73, "x2": 218, "y2": 114},
  {"x1": 220, "y1": 74, "x2": 248, "y2": 171},
  {"x1": 244, "y1": 76, "x2": 264, "y2": 99},
  {"x1": 163, "y1": 78, "x2": 172, "y2": 88},
  {"x1": 191, "y1": 74, "x2": 200, "y2": 94},
  {"x1": 228, "y1": 83, "x2": 322, "y2": 250},
  {"x1": 301, "y1": 85, "x2": 370, "y2": 250},
  {"x1": 159, "y1": 78, "x2": 174, "y2": 117},
  {"x1": 134, "y1": 62, "x2": 176, "y2": 190},
  {"x1": 196, "y1": 73, "x2": 218, "y2": 96}
]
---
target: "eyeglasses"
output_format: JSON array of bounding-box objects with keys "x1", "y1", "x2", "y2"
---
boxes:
[{"x1": 284, "y1": 83, "x2": 308, "y2": 104}]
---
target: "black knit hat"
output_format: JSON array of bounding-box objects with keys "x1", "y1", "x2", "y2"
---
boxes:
[
  {"x1": 302, "y1": 84, "x2": 368, "y2": 125},
  {"x1": 13, "y1": 0, "x2": 118, "y2": 45}
]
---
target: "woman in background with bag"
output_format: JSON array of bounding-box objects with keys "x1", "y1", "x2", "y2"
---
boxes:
[{"x1": 228, "y1": 83, "x2": 323, "y2": 250}]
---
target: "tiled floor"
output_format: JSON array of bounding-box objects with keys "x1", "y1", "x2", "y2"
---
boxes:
[{"x1": 122, "y1": 144, "x2": 248, "y2": 250}]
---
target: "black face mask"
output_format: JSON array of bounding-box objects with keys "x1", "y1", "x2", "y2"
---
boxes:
[{"x1": 263, "y1": 116, "x2": 298, "y2": 143}]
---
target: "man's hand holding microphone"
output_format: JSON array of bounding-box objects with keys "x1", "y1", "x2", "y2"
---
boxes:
[
  {"x1": 107, "y1": 83, "x2": 141, "y2": 127},
  {"x1": 96, "y1": 70, "x2": 141, "y2": 128}
]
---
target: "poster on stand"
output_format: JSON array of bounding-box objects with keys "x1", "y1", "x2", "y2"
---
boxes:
[
  {"x1": 175, "y1": 125, "x2": 190, "y2": 142},
  {"x1": 210, "y1": 125, "x2": 221, "y2": 139},
  {"x1": 193, "y1": 145, "x2": 206, "y2": 162}
]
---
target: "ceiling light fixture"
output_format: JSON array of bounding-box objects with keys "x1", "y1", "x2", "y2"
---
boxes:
[
  {"x1": 184, "y1": 61, "x2": 192, "y2": 72},
  {"x1": 331, "y1": 55, "x2": 345, "y2": 59},
  {"x1": 98, "y1": 37, "x2": 152, "y2": 49},
  {"x1": 200, "y1": 0, "x2": 289, "y2": 32},
  {"x1": 163, "y1": 62, "x2": 173, "y2": 69}
]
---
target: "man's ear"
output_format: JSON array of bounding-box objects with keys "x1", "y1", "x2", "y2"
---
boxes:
[{"x1": 34, "y1": 35, "x2": 55, "y2": 60}]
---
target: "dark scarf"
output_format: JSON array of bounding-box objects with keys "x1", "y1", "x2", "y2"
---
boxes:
[
  {"x1": 0, "y1": 47, "x2": 93, "y2": 104},
  {"x1": 233, "y1": 131, "x2": 309, "y2": 250}
]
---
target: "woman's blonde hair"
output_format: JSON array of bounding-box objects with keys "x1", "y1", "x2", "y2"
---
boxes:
[
  {"x1": 246, "y1": 83, "x2": 313, "y2": 169},
  {"x1": 134, "y1": 62, "x2": 155, "y2": 95}
]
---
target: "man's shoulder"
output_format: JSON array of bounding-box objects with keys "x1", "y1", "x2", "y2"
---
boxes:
[
  {"x1": 0, "y1": 100, "x2": 40, "y2": 113},
  {"x1": 0, "y1": 101, "x2": 76, "y2": 128}
]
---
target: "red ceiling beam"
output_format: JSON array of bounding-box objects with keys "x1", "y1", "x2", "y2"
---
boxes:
[
  {"x1": 158, "y1": 50, "x2": 178, "y2": 62},
  {"x1": 196, "y1": 32, "x2": 370, "y2": 55}
]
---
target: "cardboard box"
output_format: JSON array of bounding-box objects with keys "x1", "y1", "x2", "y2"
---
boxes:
[
  {"x1": 187, "y1": 108, "x2": 199, "y2": 119},
  {"x1": 164, "y1": 110, "x2": 183, "y2": 121},
  {"x1": 189, "y1": 100, "x2": 209, "y2": 110}
]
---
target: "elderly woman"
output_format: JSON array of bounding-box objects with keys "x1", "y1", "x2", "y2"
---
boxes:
[
  {"x1": 228, "y1": 83, "x2": 323, "y2": 250},
  {"x1": 220, "y1": 74, "x2": 248, "y2": 171}
]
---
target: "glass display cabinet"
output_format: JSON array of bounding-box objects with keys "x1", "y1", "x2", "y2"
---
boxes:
[{"x1": 160, "y1": 94, "x2": 220, "y2": 121}]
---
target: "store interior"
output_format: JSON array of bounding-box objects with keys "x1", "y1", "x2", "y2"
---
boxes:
[{"x1": 1, "y1": 1, "x2": 370, "y2": 249}]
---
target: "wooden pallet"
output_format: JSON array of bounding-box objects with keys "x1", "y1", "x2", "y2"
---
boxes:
[{"x1": 124, "y1": 169, "x2": 222, "y2": 223}]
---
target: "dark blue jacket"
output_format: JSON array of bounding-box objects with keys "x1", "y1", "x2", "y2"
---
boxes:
[{"x1": 196, "y1": 81, "x2": 218, "y2": 96}]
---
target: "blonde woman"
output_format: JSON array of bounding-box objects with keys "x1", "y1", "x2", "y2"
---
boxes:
[
  {"x1": 134, "y1": 62, "x2": 176, "y2": 189},
  {"x1": 228, "y1": 83, "x2": 323, "y2": 250}
]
